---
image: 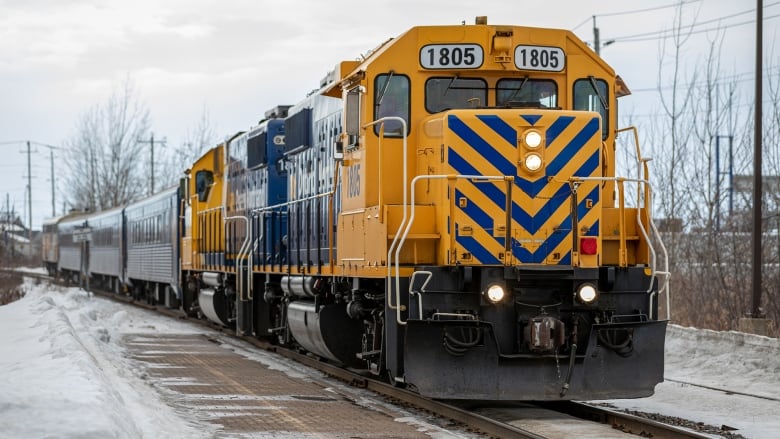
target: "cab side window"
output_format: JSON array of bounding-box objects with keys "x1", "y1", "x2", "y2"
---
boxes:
[
  {"x1": 345, "y1": 86, "x2": 363, "y2": 148},
  {"x1": 374, "y1": 74, "x2": 410, "y2": 137},
  {"x1": 573, "y1": 78, "x2": 609, "y2": 139},
  {"x1": 195, "y1": 170, "x2": 214, "y2": 202}
]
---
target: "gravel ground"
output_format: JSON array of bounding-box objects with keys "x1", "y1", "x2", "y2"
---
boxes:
[{"x1": 596, "y1": 402, "x2": 748, "y2": 438}]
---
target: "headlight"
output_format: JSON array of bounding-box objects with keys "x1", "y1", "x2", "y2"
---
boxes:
[
  {"x1": 524, "y1": 131, "x2": 543, "y2": 148},
  {"x1": 524, "y1": 153, "x2": 543, "y2": 171},
  {"x1": 576, "y1": 283, "x2": 598, "y2": 304},
  {"x1": 485, "y1": 284, "x2": 506, "y2": 303}
]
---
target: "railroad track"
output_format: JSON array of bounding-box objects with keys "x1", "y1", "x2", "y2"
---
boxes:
[
  {"x1": 665, "y1": 377, "x2": 780, "y2": 403},
  {"x1": 10, "y1": 269, "x2": 713, "y2": 439}
]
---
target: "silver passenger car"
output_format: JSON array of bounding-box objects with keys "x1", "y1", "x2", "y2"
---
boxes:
[
  {"x1": 124, "y1": 186, "x2": 180, "y2": 305},
  {"x1": 87, "y1": 206, "x2": 125, "y2": 292},
  {"x1": 56, "y1": 214, "x2": 90, "y2": 283}
]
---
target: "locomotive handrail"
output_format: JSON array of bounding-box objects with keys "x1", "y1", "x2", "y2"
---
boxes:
[
  {"x1": 224, "y1": 213, "x2": 251, "y2": 301},
  {"x1": 570, "y1": 175, "x2": 671, "y2": 320},
  {"x1": 618, "y1": 125, "x2": 672, "y2": 320},
  {"x1": 393, "y1": 173, "x2": 509, "y2": 325},
  {"x1": 409, "y1": 270, "x2": 432, "y2": 320},
  {"x1": 249, "y1": 191, "x2": 332, "y2": 213},
  {"x1": 360, "y1": 117, "x2": 409, "y2": 314},
  {"x1": 249, "y1": 164, "x2": 341, "y2": 272}
]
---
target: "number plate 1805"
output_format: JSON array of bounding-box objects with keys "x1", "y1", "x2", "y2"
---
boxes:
[
  {"x1": 420, "y1": 44, "x2": 484, "y2": 69},
  {"x1": 514, "y1": 45, "x2": 565, "y2": 72}
]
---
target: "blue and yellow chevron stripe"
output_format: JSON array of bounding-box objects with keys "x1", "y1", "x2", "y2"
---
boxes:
[{"x1": 445, "y1": 111, "x2": 602, "y2": 266}]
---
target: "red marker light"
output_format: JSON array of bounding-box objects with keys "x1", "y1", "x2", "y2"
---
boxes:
[{"x1": 580, "y1": 237, "x2": 597, "y2": 255}]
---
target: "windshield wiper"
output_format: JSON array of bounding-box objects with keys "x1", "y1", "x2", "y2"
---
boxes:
[
  {"x1": 588, "y1": 75, "x2": 609, "y2": 110},
  {"x1": 443, "y1": 75, "x2": 459, "y2": 96},
  {"x1": 376, "y1": 71, "x2": 395, "y2": 107},
  {"x1": 506, "y1": 76, "x2": 529, "y2": 102}
]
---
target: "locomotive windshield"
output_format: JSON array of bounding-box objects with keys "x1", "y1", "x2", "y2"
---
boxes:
[
  {"x1": 496, "y1": 78, "x2": 557, "y2": 108},
  {"x1": 424, "y1": 77, "x2": 487, "y2": 113},
  {"x1": 424, "y1": 77, "x2": 559, "y2": 112},
  {"x1": 574, "y1": 78, "x2": 609, "y2": 139}
]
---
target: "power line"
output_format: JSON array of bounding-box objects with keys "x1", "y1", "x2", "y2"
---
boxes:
[
  {"x1": 1, "y1": 139, "x2": 63, "y2": 223},
  {"x1": 607, "y1": 5, "x2": 780, "y2": 43},
  {"x1": 598, "y1": 0, "x2": 702, "y2": 18},
  {"x1": 572, "y1": 0, "x2": 701, "y2": 31},
  {"x1": 630, "y1": 68, "x2": 775, "y2": 93}
]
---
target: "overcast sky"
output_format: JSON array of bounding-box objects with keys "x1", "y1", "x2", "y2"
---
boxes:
[{"x1": 0, "y1": 0, "x2": 776, "y2": 231}]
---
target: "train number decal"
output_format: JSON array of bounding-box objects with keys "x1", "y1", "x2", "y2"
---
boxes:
[
  {"x1": 347, "y1": 164, "x2": 361, "y2": 198},
  {"x1": 514, "y1": 45, "x2": 565, "y2": 72},
  {"x1": 420, "y1": 44, "x2": 484, "y2": 69}
]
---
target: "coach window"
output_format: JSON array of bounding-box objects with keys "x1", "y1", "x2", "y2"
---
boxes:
[
  {"x1": 497, "y1": 78, "x2": 557, "y2": 108},
  {"x1": 425, "y1": 77, "x2": 487, "y2": 113},
  {"x1": 574, "y1": 78, "x2": 609, "y2": 139},
  {"x1": 374, "y1": 73, "x2": 410, "y2": 137}
]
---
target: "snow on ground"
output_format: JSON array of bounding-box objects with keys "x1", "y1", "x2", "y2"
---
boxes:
[
  {"x1": 2, "y1": 275, "x2": 779, "y2": 438},
  {"x1": 604, "y1": 325, "x2": 780, "y2": 439},
  {"x1": 13, "y1": 266, "x2": 48, "y2": 275},
  {"x1": 0, "y1": 277, "x2": 215, "y2": 439}
]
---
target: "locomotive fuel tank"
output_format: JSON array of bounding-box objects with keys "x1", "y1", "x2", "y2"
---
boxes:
[
  {"x1": 286, "y1": 301, "x2": 364, "y2": 367},
  {"x1": 198, "y1": 272, "x2": 232, "y2": 326}
]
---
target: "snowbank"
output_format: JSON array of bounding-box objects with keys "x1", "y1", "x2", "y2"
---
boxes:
[
  {"x1": 665, "y1": 324, "x2": 780, "y2": 399},
  {"x1": 0, "y1": 278, "x2": 212, "y2": 438}
]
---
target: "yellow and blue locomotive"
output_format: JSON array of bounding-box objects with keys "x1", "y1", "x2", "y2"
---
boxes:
[
  {"x1": 43, "y1": 17, "x2": 670, "y2": 401},
  {"x1": 173, "y1": 17, "x2": 670, "y2": 400}
]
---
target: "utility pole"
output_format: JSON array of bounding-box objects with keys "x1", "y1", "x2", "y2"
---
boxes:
[
  {"x1": 49, "y1": 148, "x2": 55, "y2": 216},
  {"x1": 740, "y1": 0, "x2": 772, "y2": 336},
  {"x1": 137, "y1": 132, "x2": 166, "y2": 195},
  {"x1": 751, "y1": 0, "x2": 764, "y2": 319},
  {"x1": 25, "y1": 141, "x2": 32, "y2": 240},
  {"x1": 752, "y1": 0, "x2": 764, "y2": 319},
  {"x1": 35, "y1": 143, "x2": 61, "y2": 218},
  {"x1": 591, "y1": 16, "x2": 614, "y2": 56}
]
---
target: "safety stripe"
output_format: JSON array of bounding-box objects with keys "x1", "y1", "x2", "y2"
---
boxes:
[
  {"x1": 454, "y1": 182, "x2": 600, "y2": 265},
  {"x1": 450, "y1": 147, "x2": 601, "y2": 235},
  {"x1": 453, "y1": 187, "x2": 505, "y2": 265},
  {"x1": 447, "y1": 112, "x2": 602, "y2": 265},
  {"x1": 448, "y1": 148, "x2": 508, "y2": 205},
  {"x1": 521, "y1": 114, "x2": 542, "y2": 125},
  {"x1": 511, "y1": 185, "x2": 601, "y2": 263},
  {"x1": 449, "y1": 116, "x2": 515, "y2": 175},
  {"x1": 476, "y1": 114, "x2": 516, "y2": 147},
  {"x1": 547, "y1": 117, "x2": 599, "y2": 176},
  {"x1": 454, "y1": 188, "x2": 501, "y2": 241},
  {"x1": 455, "y1": 235, "x2": 501, "y2": 264},
  {"x1": 545, "y1": 115, "x2": 575, "y2": 146}
]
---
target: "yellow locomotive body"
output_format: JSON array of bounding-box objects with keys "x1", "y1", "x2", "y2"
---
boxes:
[{"x1": 329, "y1": 22, "x2": 645, "y2": 276}]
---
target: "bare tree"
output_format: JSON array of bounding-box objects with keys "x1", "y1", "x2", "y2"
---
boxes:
[
  {"x1": 653, "y1": 2, "x2": 699, "y2": 264},
  {"x1": 156, "y1": 104, "x2": 217, "y2": 189},
  {"x1": 62, "y1": 78, "x2": 150, "y2": 211},
  {"x1": 180, "y1": 104, "x2": 217, "y2": 164},
  {"x1": 645, "y1": 2, "x2": 780, "y2": 335},
  {"x1": 761, "y1": 51, "x2": 780, "y2": 327}
]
